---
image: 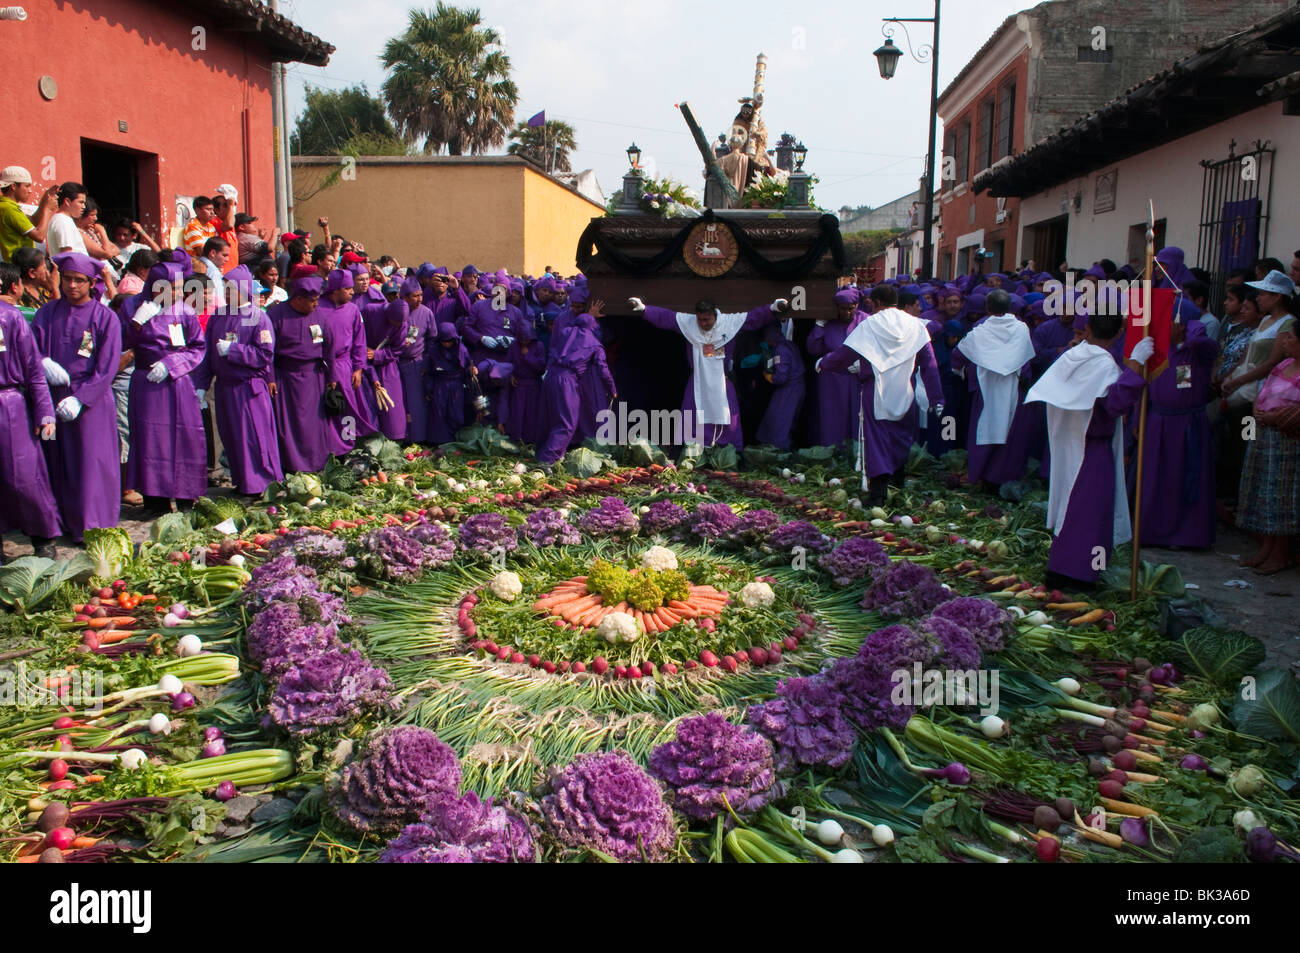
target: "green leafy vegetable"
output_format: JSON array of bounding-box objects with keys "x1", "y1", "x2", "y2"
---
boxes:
[
  {"x1": 0, "y1": 553, "x2": 95, "y2": 614},
  {"x1": 84, "y1": 527, "x2": 134, "y2": 579},
  {"x1": 1231, "y1": 668, "x2": 1300, "y2": 743},
  {"x1": 1101, "y1": 560, "x2": 1185, "y2": 598},
  {"x1": 1170, "y1": 627, "x2": 1266, "y2": 686},
  {"x1": 562, "y1": 447, "x2": 609, "y2": 478},
  {"x1": 150, "y1": 511, "x2": 194, "y2": 544}
]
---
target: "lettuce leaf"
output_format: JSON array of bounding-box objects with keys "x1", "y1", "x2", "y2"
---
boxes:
[
  {"x1": 1231, "y1": 668, "x2": 1300, "y2": 743},
  {"x1": 1171, "y1": 627, "x2": 1266, "y2": 687}
]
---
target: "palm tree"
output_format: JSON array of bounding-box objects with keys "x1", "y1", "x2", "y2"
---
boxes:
[
  {"x1": 380, "y1": 4, "x2": 518, "y2": 155},
  {"x1": 507, "y1": 119, "x2": 577, "y2": 174}
]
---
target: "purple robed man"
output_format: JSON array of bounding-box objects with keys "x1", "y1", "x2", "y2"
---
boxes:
[
  {"x1": 537, "y1": 314, "x2": 615, "y2": 465},
  {"x1": 505, "y1": 297, "x2": 547, "y2": 446},
  {"x1": 394, "y1": 275, "x2": 436, "y2": 442},
  {"x1": 755, "y1": 322, "x2": 805, "y2": 450},
  {"x1": 463, "y1": 280, "x2": 525, "y2": 427},
  {"x1": 31, "y1": 253, "x2": 122, "y2": 540},
  {"x1": 549, "y1": 280, "x2": 608, "y2": 440},
  {"x1": 951, "y1": 293, "x2": 1037, "y2": 487},
  {"x1": 0, "y1": 288, "x2": 62, "y2": 545},
  {"x1": 1026, "y1": 314, "x2": 1155, "y2": 588},
  {"x1": 1131, "y1": 301, "x2": 1219, "y2": 548},
  {"x1": 123, "y1": 259, "x2": 207, "y2": 501},
  {"x1": 818, "y1": 287, "x2": 943, "y2": 504},
  {"x1": 428, "y1": 322, "x2": 473, "y2": 444},
  {"x1": 363, "y1": 293, "x2": 408, "y2": 441},
  {"x1": 631, "y1": 295, "x2": 785, "y2": 449},
  {"x1": 317, "y1": 268, "x2": 376, "y2": 453},
  {"x1": 268, "y1": 276, "x2": 332, "y2": 473},
  {"x1": 197, "y1": 266, "x2": 282, "y2": 495},
  {"x1": 806, "y1": 288, "x2": 862, "y2": 447}
]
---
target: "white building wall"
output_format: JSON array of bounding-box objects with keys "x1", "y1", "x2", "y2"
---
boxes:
[{"x1": 1016, "y1": 100, "x2": 1300, "y2": 273}]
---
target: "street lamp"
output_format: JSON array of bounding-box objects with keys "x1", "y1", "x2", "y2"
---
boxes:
[
  {"x1": 626, "y1": 142, "x2": 642, "y2": 170},
  {"x1": 793, "y1": 141, "x2": 808, "y2": 172},
  {"x1": 875, "y1": 2, "x2": 941, "y2": 279},
  {"x1": 619, "y1": 142, "x2": 646, "y2": 213}
]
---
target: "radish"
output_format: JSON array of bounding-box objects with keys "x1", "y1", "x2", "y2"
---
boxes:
[
  {"x1": 52, "y1": 716, "x2": 76, "y2": 730},
  {"x1": 214, "y1": 780, "x2": 237, "y2": 802},
  {"x1": 572, "y1": 661, "x2": 587, "y2": 674},
  {"x1": 509, "y1": 651, "x2": 524, "y2": 665},
  {"x1": 157, "y1": 674, "x2": 182, "y2": 695},
  {"x1": 148, "y1": 713, "x2": 171, "y2": 735},
  {"x1": 627, "y1": 666, "x2": 643, "y2": 680},
  {"x1": 171, "y1": 692, "x2": 196, "y2": 711},
  {"x1": 591, "y1": 657, "x2": 608, "y2": 675},
  {"x1": 541, "y1": 661, "x2": 557, "y2": 674},
  {"x1": 734, "y1": 650, "x2": 750, "y2": 664},
  {"x1": 202, "y1": 739, "x2": 226, "y2": 758},
  {"x1": 204, "y1": 727, "x2": 223, "y2": 742},
  {"x1": 169, "y1": 603, "x2": 190, "y2": 620},
  {"x1": 640, "y1": 661, "x2": 655, "y2": 676},
  {"x1": 699, "y1": 650, "x2": 719, "y2": 668},
  {"x1": 749, "y1": 647, "x2": 768, "y2": 667},
  {"x1": 45, "y1": 827, "x2": 76, "y2": 851},
  {"x1": 177, "y1": 634, "x2": 203, "y2": 657},
  {"x1": 832, "y1": 848, "x2": 864, "y2": 863},
  {"x1": 615, "y1": 665, "x2": 628, "y2": 679},
  {"x1": 527, "y1": 654, "x2": 541, "y2": 668},
  {"x1": 1036, "y1": 837, "x2": 1061, "y2": 862},
  {"x1": 48, "y1": 759, "x2": 69, "y2": 782},
  {"x1": 720, "y1": 655, "x2": 738, "y2": 672},
  {"x1": 980, "y1": 715, "x2": 1006, "y2": 739}
]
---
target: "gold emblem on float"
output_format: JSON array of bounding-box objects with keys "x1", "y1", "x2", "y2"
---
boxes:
[{"x1": 683, "y1": 221, "x2": 739, "y2": 277}]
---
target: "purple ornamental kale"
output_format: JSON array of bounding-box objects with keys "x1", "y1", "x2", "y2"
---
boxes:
[
  {"x1": 259, "y1": 623, "x2": 345, "y2": 683},
  {"x1": 541, "y1": 751, "x2": 677, "y2": 862},
  {"x1": 921, "y1": 616, "x2": 982, "y2": 671},
  {"x1": 826, "y1": 623, "x2": 935, "y2": 732},
  {"x1": 357, "y1": 524, "x2": 455, "y2": 580},
  {"x1": 928, "y1": 596, "x2": 1011, "y2": 654},
  {"x1": 268, "y1": 647, "x2": 394, "y2": 736},
  {"x1": 640, "y1": 500, "x2": 688, "y2": 536},
  {"x1": 242, "y1": 554, "x2": 318, "y2": 607},
  {"x1": 577, "y1": 497, "x2": 640, "y2": 537},
  {"x1": 767, "y1": 520, "x2": 831, "y2": 554},
  {"x1": 648, "y1": 712, "x2": 778, "y2": 821},
  {"x1": 689, "y1": 502, "x2": 740, "y2": 540},
  {"x1": 818, "y1": 536, "x2": 889, "y2": 586},
  {"x1": 268, "y1": 529, "x2": 349, "y2": 571},
  {"x1": 746, "y1": 675, "x2": 857, "y2": 772},
  {"x1": 329, "y1": 725, "x2": 462, "y2": 834},
  {"x1": 520, "y1": 508, "x2": 581, "y2": 547},
  {"x1": 728, "y1": 508, "x2": 781, "y2": 544},
  {"x1": 245, "y1": 595, "x2": 353, "y2": 664},
  {"x1": 458, "y1": 513, "x2": 519, "y2": 556},
  {"x1": 859, "y1": 560, "x2": 951, "y2": 619},
  {"x1": 381, "y1": 791, "x2": 536, "y2": 863}
]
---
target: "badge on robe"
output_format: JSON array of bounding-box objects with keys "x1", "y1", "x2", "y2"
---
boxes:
[
  {"x1": 168, "y1": 323, "x2": 186, "y2": 347},
  {"x1": 78, "y1": 330, "x2": 94, "y2": 358},
  {"x1": 259, "y1": 329, "x2": 273, "y2": 345},
  {"x1": 1175, "y1": 364, "x2": 1192, "y2": 389},
  {"x1": 406, "y1": 325, "x2": 419, "y2": 343},
  {"x1": 0, "y1": 325, "x2": 6, "y2": 352},
  {"x1": 310, "y1": 324, "x2": 324, "y2": 344}
]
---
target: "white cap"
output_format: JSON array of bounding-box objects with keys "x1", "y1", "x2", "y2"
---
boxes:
[
  {"x1": 1245, "y1": 269, "x2": 1296, "y2": 297},
  {"x1": 0, "y1": 165, "x2": 32, "y2": 187},
  {"x1": 214, "y1": 184, "x2": 238, "y2": 201}
]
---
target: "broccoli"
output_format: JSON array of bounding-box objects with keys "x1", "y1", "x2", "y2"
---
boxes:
[
  {"x1": 1172, "y1": 826, "x2": 1245, "y2": 863},
  {"x1": 626, "y1": 573, "x2": 665, "y2": 612}
]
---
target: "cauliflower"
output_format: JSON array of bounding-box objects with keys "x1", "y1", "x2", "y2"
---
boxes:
[
  {"x1": 738, "y1": 582, "x2": 775, "y2": 609},
  {"x1": 597, "y1": 611, "x2": 641, "y2": 644},
  {"x1": 641, "y1": 546, "x2": 678, "y2": 572},
  {"x1": 487, "y1": 571, "x2": 523, "y2": 602}
]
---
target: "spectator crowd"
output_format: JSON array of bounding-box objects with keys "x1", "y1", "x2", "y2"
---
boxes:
[{"x1": 1, "y1": 167, "x2": 1298, "y2": 587}]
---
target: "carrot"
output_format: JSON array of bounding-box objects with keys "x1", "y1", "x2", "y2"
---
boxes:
[
  {"x1": 1099, "y1": 797, "x2": 1157, "y2": 817},
  {"x1": 987, "y1": 575, "x2": 1017, "y2": 587},
  {"x1": 82, "y1": 775, "x2": 104, "y2": 784},
  {"x1": 71, "y1": 836, "x2": 101, "y2": 850},
  {"x1": 1149, "y1": 709, "x2": 1186, "y2": 724},
  {"x1": 86, "y1": 616, "x2": 135, "y2": 630},
  {"x1": 1076, "y1": 824, "x2": 1124, "y2": 848},
  {"x1": 609, "y1": 601, "x2": 629, "y2": 615},
  {"x1": 572, "y1": 603, "x2": 606, "y2": 627},
  {"x1": 639, "y1": 611, "x2": 659, "y2": 634},
  {"x1": 1068, "y1": 609, "x2": 1107, "y2": 627},
  {"x1": 1129, "y1": 748, "x2": 1163, "y2": 763},
  {"x1": 1125, "y1": 771, "x2": 1164, "y2": 784},
  {"x1": 654, "y1": 607, "x2": 677, "y2": 629},
  {"x1": 668, "y1": 600, "x2": 700, "y2": 618},
  {"x1": 1046, "y1": 601, "x2": 1091, "y2": 611}
]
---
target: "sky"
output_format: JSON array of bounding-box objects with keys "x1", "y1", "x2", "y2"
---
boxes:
[{"x1": 274, "y1": 0, "x2": 1032, "y2": 212}]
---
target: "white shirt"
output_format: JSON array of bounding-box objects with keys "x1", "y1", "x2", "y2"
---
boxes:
[
  {"x1": 201, "y1": 257, "x2": 226, "y2": 307},
  {"x1": 47, "y1": 213, "x2": 87, "y2": 255}
]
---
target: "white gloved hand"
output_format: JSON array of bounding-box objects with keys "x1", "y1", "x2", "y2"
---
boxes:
[
  {"x1": 147, "y1": 361, "x2": 169, "y2": 383},
  {"x1": 133, "y1": 300, "x2": 160, "y2": 325},
  {"x1": 848, "y1": 360, "x2": 861, "y2": 375},
  {"x1": 216, "y1": 338, "x2": 233, "y2": 356},
  {"x1": 627, "y1": 297, "x2": 645, "y2": 314},
  {"x1": 42, "y1": 358, "x2": 71, "y2": 387},
  {"x1": 481, "y1": 335, "x2": 499, "y2": 350},
  {"x1": 500, "y1": 336, "x2": 514, "y2": 349},
  {"x1": 815, "y1": 320, "x2": 828, "y2": 327},
  {"x1": 1130, "y1": 336, "x2": 1156, "y2": 366},
  {"x1": 771, "y1": 298, "x2": 790, "y2": 313},
  {"x1": 932, "y1": 404, "x2": 945, "y2": 420},
  {"x1": 56, "y1": 396, "x2": 83, "y2": 421},
  {"x1": 814, "y1": 357, "x2": 825, "y2": 373},
  {"x1": 195, "y1": 389, "x2": 208, "y2": 410}
]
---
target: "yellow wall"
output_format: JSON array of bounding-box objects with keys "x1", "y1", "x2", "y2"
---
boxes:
[
  {"x1": 292, "y1": 156, "x2": 603, "y2": 274},
  {"x1": 521, "y1": 166, "x2": 604, "y2": 276}
]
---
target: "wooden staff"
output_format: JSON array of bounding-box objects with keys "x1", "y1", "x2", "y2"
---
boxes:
[{"x1": 1129, "y1": 201, "x2": 1155, "y2": 602}]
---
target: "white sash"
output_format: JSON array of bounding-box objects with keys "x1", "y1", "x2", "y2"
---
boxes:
[
  {"x1": 960, "y1": 315, "x2": 1035, "y2": 445},
  {"x1": 842, "y1": 307, "x2": 930, "y2": 421},
  {"x1": 676, "y1": 310, "x2": 748, "y2": 426}
]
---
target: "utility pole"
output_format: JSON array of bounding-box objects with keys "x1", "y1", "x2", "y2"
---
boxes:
[{"x1": 269, "y1": 0, "x2": 289, "y2": 231}]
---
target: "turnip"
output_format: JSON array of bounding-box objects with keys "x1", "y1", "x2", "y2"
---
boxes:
[
  {"x1": 980, "y1": 715, "x2": 1006, "y2": 739},
  {"x1": 202, "y1": 739, "x2": 226, "y2": 758},
  {"x1": 177, "y1": 634, "x2": 203, "y2": 657},
  {"x1": 171, "y1": 692, "x2": 196, "y2": 711},
  {"x1": 1120, "y1": 817, "x2": 1150, "y2": 847},
  {"x1": 1230, "y1": 765, "x2": 1266, "y2": 796},
  {"x1": 204, "y1": 727, "x2": 223, "y2": 742},
  {"x1": 871, "y1": 824, "x2": 894, "y2": 847},
  {"x1": 214, "y1": 780, "x2": 237, "y2": 802},
  {"x1": 1180, "y1": 754, "x2": 1208, "y2": 772},
  {"x1": 816, "y1": 819, "x2": 845, "y2": 845},
  {"x1": 148, "y1": 713, "x2": 171, "y2": 735},
  {"x1": 158, "y1": 674, "x2": 183, "y2": 695},
  {"x1": 831, "y1": 848, "x2": 863, "y2": 863},
  {"x1": 1187, "y1": 703, "x2": 1220, "y2": 731},
  {"x1": 1024, "y1": 610, "x2": 1048, "y2": 625},
  {"x1": 1055, "y1": 677, "x2": 1081, "y2": 696},
  {"x1": 119, "y1": 749, "x2": 147, "y2": 770}
]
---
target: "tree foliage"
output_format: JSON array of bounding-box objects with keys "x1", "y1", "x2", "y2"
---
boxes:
[
  {"x1": 291, "y1": 84, "x2": 399, "y2": 155},
  {"x1": 507, "y1": 119, "x2": 577, "y2": 173},
  {"x1": 841, "y1": 229, "x2": 904, "y2": 268},
  {"x1": 380, "y1": 3, "x2": 519, "y2": 156}
]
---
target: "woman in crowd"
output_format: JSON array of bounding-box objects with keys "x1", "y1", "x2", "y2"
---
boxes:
[
  {"x1": 1212, "y1": 285, "x2": 1262, "y2": 513},
  {"x1": 1236, "y1": 324, "x2": 1300, "y2": 574}
]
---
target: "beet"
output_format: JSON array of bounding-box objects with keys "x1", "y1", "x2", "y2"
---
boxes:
[
  {"x1": 37, "y1": 803, "x2": 70, "y2": 833},
  {"x1": 1131, "y1": 657, "x2": 1152, "y2": 674},
  {"x1": 39, "y1": 848, "x2": 65, "y2": 864},
  {"x1": 1101, "y1": 735, "x2": 1123, "y2": 753},
  {"x1": 1098, "y1": 779, "x2": 1124, "y2": 799},
  {"x1": 1087, "y1": 758, "x2": 1109, "y2": 777},
  {"x1": 1112, "y1": 750, "x2": 1138, "y2": 772},
  {"x1": 1054, "y1": 798, "x2": 1076, "y2": 822},
  {"x1": 1033, "y1": 805, "x2": 1062, "y2": 831}
]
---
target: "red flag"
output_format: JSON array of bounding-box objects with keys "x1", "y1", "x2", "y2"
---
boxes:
[{"x1": 1125, "y1": 285, "x2": 1174, "y2": 375}]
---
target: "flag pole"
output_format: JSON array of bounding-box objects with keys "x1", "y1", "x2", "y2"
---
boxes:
[{"x1": 1129, "y1": 200, "x2": 1155, "y2": 602}]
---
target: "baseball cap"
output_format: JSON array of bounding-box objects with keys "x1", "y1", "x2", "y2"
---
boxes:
[
  {"x1": 1245, "y1": 269, "x2": 1296, "y2": 297},
  {"x1": 234, "y1": 212, "x2": 258, "y2": 226},
  {"x1": 0, "y1": 166, "x2": 32, "y2": 187},
  {"x1": 340, "y1": 250, "x2": 368, "y2": 265}
]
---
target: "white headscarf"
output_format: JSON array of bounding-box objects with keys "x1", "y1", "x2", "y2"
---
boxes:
[
  {"x1": 958, "y1": 314, "x2": 1035, "y2": 444},
  {"x1": 675, "y1": 310, "x2": 749, "y2": 426},
  {"x1": 842, "y1": 306, "x2": 930, "y2": 421}
]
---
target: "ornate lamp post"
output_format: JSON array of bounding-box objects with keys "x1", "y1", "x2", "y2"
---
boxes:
[
  {"x1": 619, "y1": 142, "x2": 644, "y2": 213},
  {"x1": 874, "y1": 1, "x2": 940, "y2": 279},
  {"x1": 787, "y1": 142, "x2": 812, "y2": 208}
]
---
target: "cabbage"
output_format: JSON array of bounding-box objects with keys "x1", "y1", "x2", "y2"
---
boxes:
[
  {"x1": 284, "y1": 472, "x2": 325, "y2": 505},
  {"x1": 149, "y1": 511, "x2": 193, "y2": 545},
  {"x1": 0, "y1": 553, "x2": 95, "y2": 614},
  {"x1": 84, "y1": 527, "x2": 134, "y2": 579},
  {"x1": 1171, "y1": 627, "x2": 1265, "y2": 687},
  {"x1": 562, "y1": 447, "x2": 608, "y2": 479}
]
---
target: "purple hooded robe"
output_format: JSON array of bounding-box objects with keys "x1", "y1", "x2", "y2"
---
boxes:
[{"x1": 0, "y1": 300, "x2": 62, "y2": 538}]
